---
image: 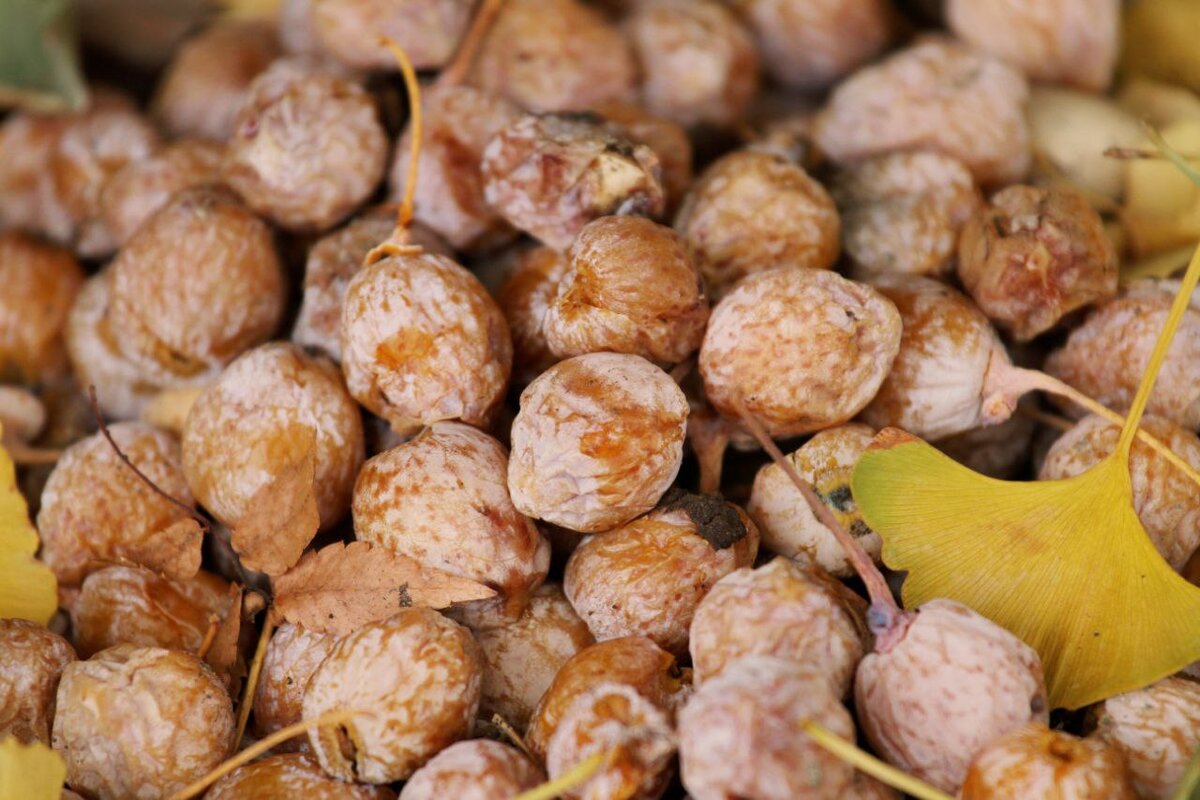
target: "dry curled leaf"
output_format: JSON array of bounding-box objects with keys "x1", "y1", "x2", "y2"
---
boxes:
[
  {"x1": 122, "y1": 517, "x2": 204, "y2": 581},
  {"x1": 230, "y1": 444, "x2": 319, "y2": 577},
  {"x1": 205, "y1": 583, "x2": 244, "y2": 693},
  {"x1": 0, "y1": 424, "x2": 57, "y2": 625},
  {"x1": 271, "y1": 541, "x2": 497, "y2": 636},
  {"x1": 0, "y1": 735, "x2": 66, "y2": 800}
]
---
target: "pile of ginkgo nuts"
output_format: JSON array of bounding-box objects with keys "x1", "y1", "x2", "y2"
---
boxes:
[{"x1": 5, "y1": 0, "x2": 1200, "y2": 798}]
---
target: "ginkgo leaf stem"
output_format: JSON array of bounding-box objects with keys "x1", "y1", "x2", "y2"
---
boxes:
[
  {"x1": 513, "y1": 751, "x2": 609, "y2": 800},
  {"x1": 800, "y1": 720, "x2": 953, "y2": 800},
  {"x1": 380, "y1": 37, "x2": 421, "y2": 238}
]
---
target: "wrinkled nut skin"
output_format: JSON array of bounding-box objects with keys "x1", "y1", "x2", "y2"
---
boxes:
[
  {"x1": 748, "y1": 424, "x2": 880, "y2": 577},
  {"x1": 861, "y1": 275, "x2": 1010, "y2": 441},
  {"x1": 947, "y1": 0, "x2": 1119, "y2": 92},
  {"x1": 831, "y1": 151, "x2": 981, "y2": 282},
  {"x1": 507, "y1": 353, "x2": 688, "y2": 533},
  {"x1": 341, "y1": 251, "x2": 512, "y2": 436},
  {"x1": 469, "y1": 0, "x2": 636, "y2": 114},
  {"x1": 730, "y1": 0, "x2": 891, "y2": 91},
  {"x1": 1040, "y1": 414, "x2": 1200, "y2": 570},
  {"x1": 398, "y1": 740, "x2": 544, "y2": 800},
  {"x1": 526, "y1": 636, "x2": 685, "y2": 761},
  {"x1": 311, "y1": 0, "x2": 471, "y2": 71},
  {"x1": 0, "y1": 232, "x2": 83, "y2": 384},
  {"x1": 207, "y1": 753, "x2": 395, "y2": 800},
  {"x1": 152, "y1": 21, "x2": 281, "y2": 141},
  {"x1": 253, "y1": 622, "x2": 340, "y2": 745},
  {"x1": 37, "y1": 422, "x2": 197, "y2": 586},
  {"x1": 547, "y1": 683, "x2": 676, "y2": 800},
  {"x1": 352, "y1": 422, "x2": 549, "y2": 612},
  {"x1": 813, "y1": 37, "x2": 1031, "y2": 187},
  {"x1": 594, "y1": 101, "x2": 693, "y2": 216},
  {"x1": 0, "y1": 112, "x2": 74, "y2": 242},
  {"x1": 303, "y1": 609, "x2": 483, "y2": 783},
  {"x1": 565, "y1": 505, "x2": 758, "y2": 657},
  {"x1": 223, "y1": 60, "x2": 388, "y2": 233},
  {"x1": 544, "y1": 216, "x2": 709, "y2": 366},
  {"x1": 678, "y1": 655, "x2": 856, "y2": 800},
  {"x1": 52, "y1": 645, "x2": 235, "y2": 800},
  {"x1": 497, "y1": 246, "x2": 570, "y2": 387},
  {"x1": 623, "y1": 0, "x2": 759, "y2": 129},
  {"x1": 183, "y1": 342, "x2": 365, "y2": 530},
  {"x1": 106, "y1": 186, "x2": 286, "y2": 386},
  {"x1": 957, "y1": 185, "x2": 1118, "y2": 342},
  {"x1": 472, "y1": 583, "x2": 594, "y2": 732},
  {"x1": 856, "y1": 598, "x2": 1050, "y2": 793},
  {"x1": 482, "y1": 112, "x2": 666, "y2": 252},
  {"x1": 0, "y1": 619, "x2": 75, "y2": 745},
  {"x1": 71, "y1": 566, "x2": 230, "y2": 658},
  {"x1": 699, "y1": 268, "x2": 901, "y2": 439},
  {"x1": 675, "y1": 150, "x2": 840, "y2": 298},
  {"x1": 688, "y1": 557, "x2": 865, "y2": 696},
  {"x1": 960, "y1": 723, "x2": 1135, "y2": 800}
]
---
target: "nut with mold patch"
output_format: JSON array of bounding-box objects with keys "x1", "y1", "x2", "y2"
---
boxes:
[
  {"x1": 398, "y1": 740, "x2": 544, "y2": 800},
  {"x1": 253, "y1": 622, "x2": 340, "y2": 746},
  {"x1": 497, "y1": 245, "x2": 570, "y2": 386},
  {"x1": 0, "y1": 619, "x2": 75, "y2": 745},
  {"x1": 0, "y1": 232, "x2": 83, "y2": 384},
  {"x1": 207, "y1": 753, "x2": 394, "y2": 799},
  {"x1": 311, "y1": 0, "x2": 471, "y2": 71}
]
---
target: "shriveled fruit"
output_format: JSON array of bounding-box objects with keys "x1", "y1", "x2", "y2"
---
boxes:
[
  {"x1": 594, "y1": 101, "x2": 693, "y2": 215},
  {"x1": 207, "y1": 753, "x2": 394, "y2": 799},
  {"x1": 0, "y1": 619, "x2": 75, "y2": 745},
  {"x1": 99, "y1": 139, "x2": 222, "y2": 246},
  {"x1": 0, "y1": 112, "x2": 74, "y2": 241},
  {"x1": 0, "y1": 232, "x2": 83, "y2": 384},
  {"x1": 398, "y1": 740, "x2": 544, "y2": 800},
  {"x1": 310, "y1": 0, "x2": 471, "y2": 72},
  {"x1": 252, "y1": 622, "x2": 340, "y2": 746},
  {"x1": 496, "y1": 245, "x2": 569, "y2": 386}
]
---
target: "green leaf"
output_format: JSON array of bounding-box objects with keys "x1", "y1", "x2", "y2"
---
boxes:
[{"x1": 0, "y1": 0, "x2": 87, "y2": 113}]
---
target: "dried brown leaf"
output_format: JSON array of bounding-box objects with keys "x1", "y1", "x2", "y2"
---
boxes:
[
  {"x1": 231, "y1": 445, "x2": 319, "y2": 577},
  {"x1": 205, "y1": 583, "x2": 243, "y2": 692},
  {"x1": 125, "y1": 517, "x2": 204, "y2": 580}
]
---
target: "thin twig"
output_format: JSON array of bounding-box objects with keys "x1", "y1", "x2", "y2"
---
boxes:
[
  {"x1": 801, "y1": 720, "x2": 953, "y2": 800},
  {"x1": 1104, "y1": 146, "x2": 1200, "y2": 161},
  {"x1": 196, "y1": 615, "x2": 220, "y2": 659},
  {"x1": 491, "y1": 713, "x2": 536, "y2": 761},
  {"x1": 234, "y1": 612, "x2": 276, "y2": 749}
]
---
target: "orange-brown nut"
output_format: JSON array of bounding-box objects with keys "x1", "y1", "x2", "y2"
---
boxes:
[
  {"x1": 302, "y1": 609, "x2": 483, "y2": 783},
  {"x1": 71, "y1": 566, "x2": 231, "y2": 658},
  {"x1": 472, "y1": 583, "x2": 594, "y2": 732},
  {"x1": 152, "y1": 20, "x2": 282, "y2": 141},
  {"x1": 564, "y1": 502, "x2": 758, "y2": 657},
  {"x1": 526, "y1": 636, "x2": 686, "y2": 760},
  {"x1": 831, "y1": 151, "x2": 981, "y2": 282},
  {"x1": 0, "y1": 112, "x2": 73, "y2": 242},
  {"x1": 544, "y1": 216, "x2": 709, "y2": 366},
  {"x1": 935, "y1": 410, "x2": 1036, "y2": 480},
  {"x1": 469, "y1": 0, "x2": 636, "y2": 113},
  {"x1": 253, "y1": 622, "x2": 339, "y2": 744},
  {"x1": 688, "y1": 557, "x2": 865, "y2": 696},
  {"x1": 398, "y1": 740, "x2": 544, "y2": 800},
  {"x1": 0, "y1": 619, "x2": 75, "y2": 745},
  {"x1": 546, "y1": 683, "x2": 676, "y2": 800},
  {"x1": 678, "y1": 655, "x2": 855, "y2": 799},
  {"x1": 947, "y1": 0, "x2": 1119, "y2": 92},
  {"x1": 507, "y1": 353, "x2": 688, "y2": 533},
  {"x1": 961, "y1": 723, "x2": 1134, "y2": 800},
  {"x1": 352, "y1": 422, "x2": 549, "y2": 614},
  {"x1": 699, "y1": 268, "x2": 901, "y2": 439},
  {"x1": 99, "y1": 139, "x2": 222, "y2": 246},
  {"x1": 1091, "y1": 677, "x2": 1200, "y2": 800},
  {"x1": 496, "y1": 245, "x2": 569, "y2": 386},
  {"x1": 341, "y1": 250, "x2": 512, "y2": 436},
  {"x1": 52, "y1": 645, "x2": 235, "y2": 800},
  {"x1": 747, "y1": 424, "x2": 880, "y2": 576},
  {"x1": 674, "y1": 150, "x2": 840, "y2": 298},
  {"x1": 310, "y1": 0, "x2": 470, "y2": 71},
  {"x1": 856, "y1": 599, "x2": 1049, "y2": 793},
  {"x1": 813, "y1": 37, "x2": 1031, "y2": 186},
  {"x1": 222, "y1": 59, "x2": 388, "y2": 232},
  {"x1": 37, "y1": 421, "x2": 198, "y2": 586},
  {"x1": 594, "y1": 101, "x2": 693, "y2": 216},
  {"x1": 207, "y1": 753, "x2": 394, "y2": 799},
  {"x1": 0, "y1": 232, "x2": 83, "y2": 384}
]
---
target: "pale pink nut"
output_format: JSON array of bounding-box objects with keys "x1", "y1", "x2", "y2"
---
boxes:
[
  {"x1": 399, "y1": 740, "x2": 544, "y2": 800},
  {"x1": 497, "y1": 246, "x2": 570, "y2": 386},
  {"x1": 860, "y1": 275, "x2": 1011, "y2": 441},
  {"x1": 730, "y1": 0, "x2": 892, "y2": 91},
  {"x1": 831, "y1": 151, "x2": 981, "y2": 282},
  {"x1": 469, "y1": 0, "x2": 636, "y2": 113},
  {"x1": 699, "y1": 267, "x2": 901, "y2": 439},
  {"x1": 1091, "y1": 677, "x2": 1200, "y2": 800},
  {"x1": 813, "y1": 37, "x2": 1031, "y2": 186},
  {"x1": 37, "y1": 422, "x2": 198, "y2": 586},
  {"x1": 0, "y1": 619, "x2": 75, "y2": 745},
  {"x1": 547, "y1": 683, "x2": 676, "y2": 800},
  {"x1": 747, "y1": 424, "x2": 881, "y2": 577},
  {"x1": 674, "y1": 150, "x2": 840, "y2": 298},
  {"x1": 0, "y1": 231, "x2": 83, "y2": 384},
  {"x1": 961, "y1": 722, "x2": 1135, "y2": 800},
  {"x1": 0, "y1": 112, "x2": 74, "y2": 241},
  {"x1": 623, "y1": 0, "x2": 760, "y2": 129},
  {"x1": 279, "y1": 0, "x2": 318, "y2": 55},
  {"x1": 856, "y1": 598, "x2": 1050, "y2": 793},
  {"x1": 183, "y1": 342, "x2": 365, "y2": 532},
  {"x1": 472, "y1": 583, "x2": 594, "y2": 732},
  {"x1": 52, "y1": 645, "x2": 235, "y2": 800},
  {"x1": 303, "y1": 609, "x2": 483, "y2": 783},
  {"x1": 207, "y1": 753, "x2": 395, "y2": 799},
  {"x1": 481, "y1": 112, "x2": 665, "y2": 252},
  {"x1": 544, "y1": 216, "x2": 709, "y2": 366},
  {"x1": 507, "y1": 353, "x2": 688, "y2": 533},
  {"x1": 688, "y1": 557, "x2": 865, "y2": 696},
  {"x1": 340, "y1": 250, "x2": 512, "y2": 436},
  {"x1": 352, "y1": 422, "x2": 549, "y2": 615},
  {"x1": 310, "y1": 0, "x2": 471, "y2": 71},
  {"x1": 222, "y1": 59, "x2": 388, "y2": 232},
  {"x1": 935, "y1": 411, "x2": 1036, "y2": 480},
  {"x1": 565, "y1": 502, "x2": 758, "y2": 657},
  {"x1": 679, "y1": 655, "x2": 856, "y2": 800},
  {"x1": 253, "y1": 622, "x2": 340, "y2": 746},
  {"x1": 947, "y1": 0, "x2": 1119, "y2": 92}
]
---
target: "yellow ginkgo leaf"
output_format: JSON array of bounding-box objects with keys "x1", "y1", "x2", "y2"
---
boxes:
[
  {"x1": 0, "y1": 736, "x2": 66, "y2": 800},
  {"x1": 0, "y1": 423, "x2": 37, "y2": 555},
  {"x1": 0, "y1": 426, "x2": 57, "y2": 625}
]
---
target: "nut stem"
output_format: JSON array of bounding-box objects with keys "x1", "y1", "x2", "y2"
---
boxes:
[
  {"x1": 438, "y1": 0, "x2": 504, "y2": 88},
  {"x1": 233, "y1": 611, "x2": 275, "y2": 749},
  {"x1": 513, "y1": 750, "x2": 610, "y2": 800},
  {"x1": 490, "y1": 713, "x2": 536, "y2": 761},
  {"x1": 369, "y1": 38, "x2": 424, "y2": 262},
  {"x1": 800, "y1": 720, "x2": 953, "y2": 800}
]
